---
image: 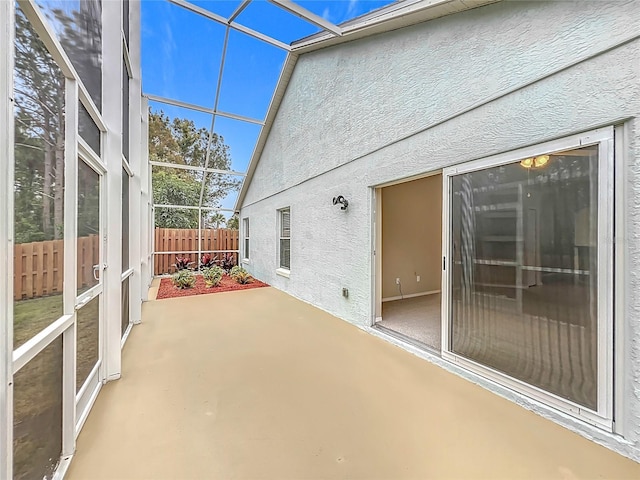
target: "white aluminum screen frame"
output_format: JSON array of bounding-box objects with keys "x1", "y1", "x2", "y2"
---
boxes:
[
  {"x1": 2, "y1": 0, "x2": 145, "y2": 477},
  {"x1": 147, "y1": 0, "x2": 354, "y2": 275}
]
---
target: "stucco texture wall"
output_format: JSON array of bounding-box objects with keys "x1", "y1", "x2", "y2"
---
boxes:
[{"x1": 240, "y1": 0, "x2": 640, "y2": 461}]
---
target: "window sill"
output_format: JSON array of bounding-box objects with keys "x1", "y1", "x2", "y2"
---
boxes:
[{"x1": 276, "y1": 268, "x2": 290, "y2": 278}]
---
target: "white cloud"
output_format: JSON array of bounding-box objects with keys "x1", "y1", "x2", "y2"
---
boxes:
[
  {"x1": 347, "y1": 0, "x2": 360, "y2": 17},
  {"x1": 322, "y1": 6, "x2": 331, "y2": 21}
]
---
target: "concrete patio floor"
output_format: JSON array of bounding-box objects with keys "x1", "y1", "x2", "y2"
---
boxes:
[{"x1": 67, "y1": 287, "x2": 640, "y2": 479}]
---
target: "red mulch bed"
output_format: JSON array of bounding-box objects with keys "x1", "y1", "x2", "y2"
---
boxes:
[{"x1": 156, "y1": 274, "x2": 269, "y2": 300}]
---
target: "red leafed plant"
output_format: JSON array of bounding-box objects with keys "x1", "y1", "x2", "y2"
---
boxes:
[
  {"x1": 219, "y1": 253, "x2": 236, "y2": 273},
  {"x1": 200, "y1": 253, "x2": 215, "y2": 269},
  {"x1": 174, "y1": 255, "x2": 192, "y2": 271}
]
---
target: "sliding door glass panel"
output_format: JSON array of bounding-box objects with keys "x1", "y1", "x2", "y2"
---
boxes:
[
  {"x1": 121, "y1": 276, "x2": 130, "y2": 337},
  {"x1": 450, "y1": 146, "x2": 598, "y2": 409},
  {"x1": 13, "y1": 336, "x2": 63, "y2": 480},
  {"x1": 76, "y1": 296, "x2": 100, "y2": 392},
  {"x1": 13, "y1": 4, "x2": 66, "y2": 349},
  {"x1": 77, "y1": 160, "x2": 101, "y2": 295}
]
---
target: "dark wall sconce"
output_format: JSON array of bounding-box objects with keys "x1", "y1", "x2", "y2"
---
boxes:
[{"x1": 333, "y1": 195, "x2": 349, "y2": 210}]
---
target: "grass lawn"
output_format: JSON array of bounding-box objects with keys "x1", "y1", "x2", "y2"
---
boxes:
[
  {"x1": 13, "y1": 294, "x2": 63, "y2": 349},
  {"x1": 12, "y1": 293, "x2": 99, "y2": 479}
]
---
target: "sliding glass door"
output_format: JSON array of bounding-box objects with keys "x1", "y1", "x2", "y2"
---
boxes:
[{"x1": 442, "y1": 128, "x2": 613, "y2": 427}]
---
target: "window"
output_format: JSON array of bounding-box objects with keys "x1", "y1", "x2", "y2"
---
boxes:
[
  {"x1": 243, "y1": 217, "x2": 249, "y2": 260},
  {"x1": 278, "y1": 208, "x2": 290, "y2": 271}
]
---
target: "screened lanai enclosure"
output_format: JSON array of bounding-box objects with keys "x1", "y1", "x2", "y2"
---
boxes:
[
  {"x1": 144, "y1": 0, "x2": 397, "y2": 274},
  {"x1": 0, "y1": 1, "x2": 401, "y2": 478},
  {"x1": 3, "y1": 0, "x2": 640, "y2": 478}
]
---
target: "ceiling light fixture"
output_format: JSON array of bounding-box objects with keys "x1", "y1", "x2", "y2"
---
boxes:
[{"x1": 520, "y1": 155, "x2": 550, "y2": 169}]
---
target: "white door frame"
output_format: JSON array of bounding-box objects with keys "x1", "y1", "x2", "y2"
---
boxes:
[
  {"x1": 370, "y1": 170, "x2": 443, "y2": 327},
  {"x1": 74, "y1": 148, "x2": 107, "y2": 433}
]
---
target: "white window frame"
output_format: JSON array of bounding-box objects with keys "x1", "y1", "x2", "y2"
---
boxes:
[
  {"x1": 242, "y1": 217, "x2": 249, "y2": 263},
  {"x1": 277, "y1": 207, "x2": 290, "y2": 276},
  {"x1": 441, "y1": 127, "x2": 614, "y2": 430}
]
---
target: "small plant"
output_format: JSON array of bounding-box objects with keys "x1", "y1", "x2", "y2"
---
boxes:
[
  {"x1": 233, "y1": 269, "x2": 253, "y2": 285},
  {"x1": 200, "y1": 253, "x2": 215, "y2": 269},
  {"x1": 171, "y1": 269, "x2": 196, "y2": 289},
  {"x1": 219, "y1": 253, "x2": 236, "y2": 273},
  {"x1": 174, "y1": 255, "x2": 193, "y2": 271},
  {"x1": 229, "y1": 265, "x2": 242, "y2": 280},
  {"x1": 202, "y1": 266, "x2": 224, "y2": 288}
]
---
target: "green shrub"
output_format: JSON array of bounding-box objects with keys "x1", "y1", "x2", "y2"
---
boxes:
[
  {"x1": 202, "y1": 266, "x2": 224, "y2": 288},
  {"x1": 230, "y1": 266, "x2": 251, "y2": 283},
  {"x1": 171, "y1": 269, "x2": 196, "y2": 289},
  {"x1": 234, "y1": 270, "x2": 253, "y2": 285},
  {"x1": 229, "y1": 265, "x2": 242, "y2": 280}
]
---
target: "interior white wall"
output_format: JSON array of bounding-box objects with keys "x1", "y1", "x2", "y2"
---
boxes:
[{"x1": 239, "y1": 0, "x2": 640, "y2": 461}]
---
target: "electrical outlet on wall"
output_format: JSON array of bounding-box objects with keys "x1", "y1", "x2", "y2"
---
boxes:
[
  {"x1": 417, "y1": 275, "x2": 421, "y2": 282},
  {"x1": 395, "y1": 278, "x2": 400, "y2": 285}
]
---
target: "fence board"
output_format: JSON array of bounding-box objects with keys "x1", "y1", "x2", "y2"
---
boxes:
[
  {"x1": 153, "y1": 228, "x2": 239, "y2": 275},
  {"x1": 12, "y1": 236, "x2": 98, "y2": 300},
  {"x1": 45, "y1": 240, "x2": 54, "y2": 295},
  {"x1": 34, "y1": 241, "x2": 44, "y2": 297},
  {"x1": 14, "y1": 244, "x2": 23, "y2": 301},
  {"x1": 24, "y1": 243, "x2": 33, "y2": 300}
]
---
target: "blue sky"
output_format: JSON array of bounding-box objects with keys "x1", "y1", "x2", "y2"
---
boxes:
[{"x1": 142, "y1": 0, "x2": 395, "y2": 211}]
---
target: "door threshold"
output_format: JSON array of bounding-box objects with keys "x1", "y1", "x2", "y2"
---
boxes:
[{"x1": 373, "y1": 323, "x2": 441, "y2": 356}]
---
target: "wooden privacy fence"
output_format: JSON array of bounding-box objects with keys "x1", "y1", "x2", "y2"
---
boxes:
[
  {"x1": 154, "y1": 228, "x2": 239, "y2": 275},
  {"x1": 14, "y1": 235, "x2": 99, "y2": 301}
]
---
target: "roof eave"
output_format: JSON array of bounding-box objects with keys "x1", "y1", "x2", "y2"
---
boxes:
[
  {"x1": 235, "y1": 0, "x2": 502, "y2": 211},
  {"x1": 292, "y1": 0, "x2": 500, "y2": 54}
]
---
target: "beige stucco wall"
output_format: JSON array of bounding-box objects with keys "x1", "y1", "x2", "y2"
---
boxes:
[{"x1": 381, "y1": 175, "x2": 442, "y2": 299}]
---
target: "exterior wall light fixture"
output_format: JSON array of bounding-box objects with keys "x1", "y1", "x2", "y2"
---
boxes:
[{"x1": 332, "y1": 195, "x2": 349, "y2": 210}]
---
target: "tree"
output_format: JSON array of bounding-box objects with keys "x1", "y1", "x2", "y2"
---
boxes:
[
  {"x1": 226, "y1": 214, "x2": 239, "y2": 230},
  {"x1": 14, "y1": 6, "x2": 66, "y2": 243},
  {"x1": 204, "y1": 212, "x2": 227, "y2": 229},
  {"x1": 149, "y1": 110, "x2": 242, "y2": 228},
  {"x1": 14, "y1": 2, "x2": 102, "y2": 244}
]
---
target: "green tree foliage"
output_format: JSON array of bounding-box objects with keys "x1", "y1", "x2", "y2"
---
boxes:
[
  {"x1": 14, "y1": 6, "x2": 66, "y2": 244},
  {"x1": 14, "y1": 2, "x2": 102, "y2": 245},
  {"x1": 149, "y1": 111, "x2": 241, "y2": 228},
  {"x1": 205, "y1": 212, "x2": 227, "y2": 229},
  {"x1": 226, "y1": 214, "x2": 239, "y2": 230}
]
